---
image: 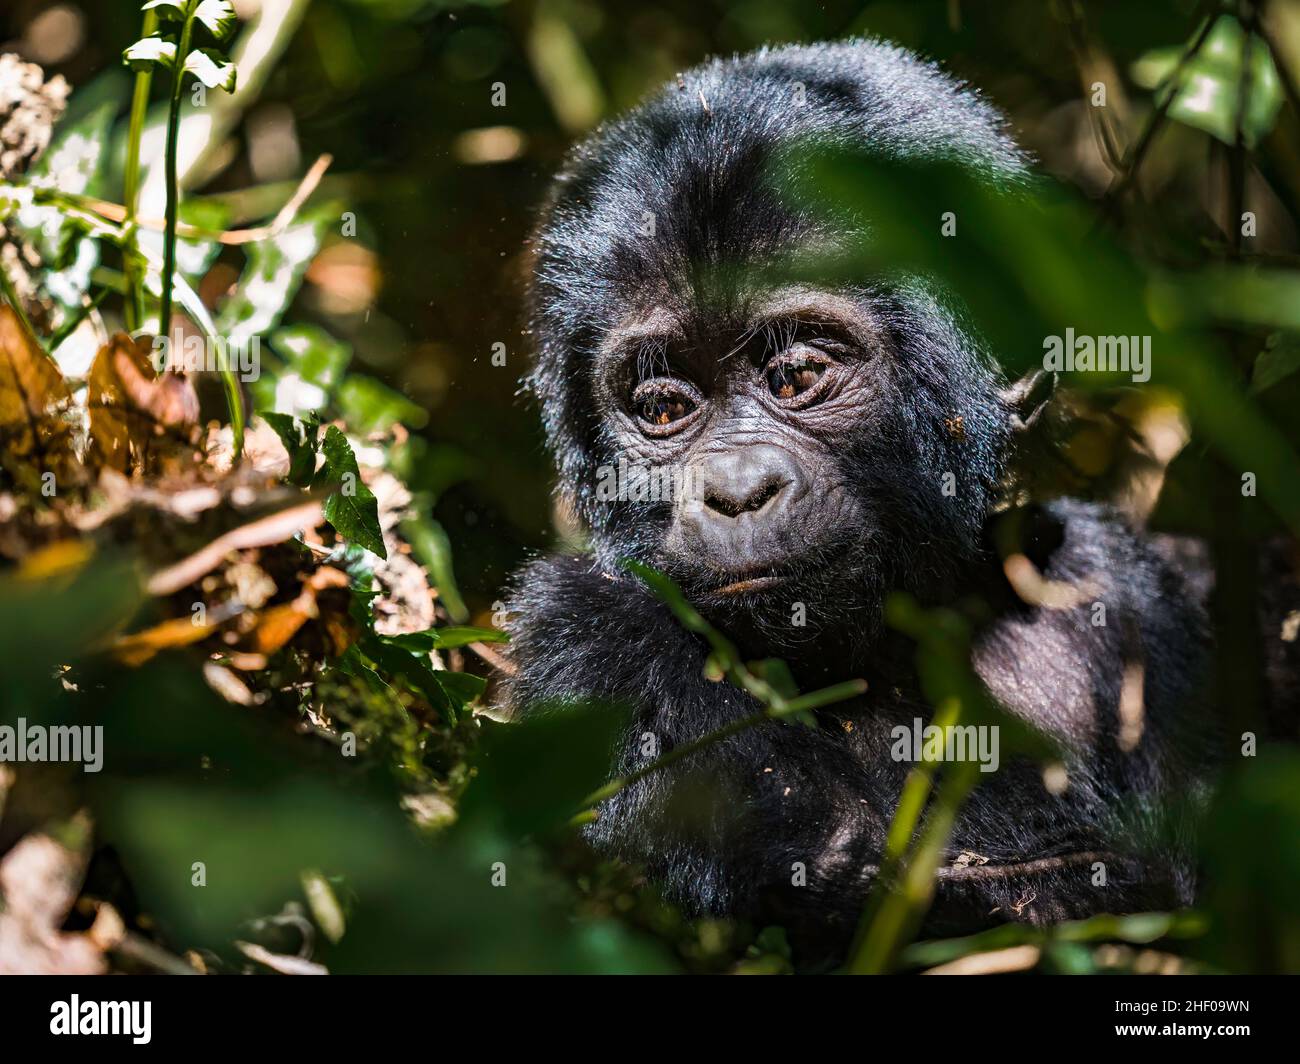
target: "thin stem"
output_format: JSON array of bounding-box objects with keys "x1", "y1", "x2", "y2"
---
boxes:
[
  {"x1": 158, "y1": 7, "x2": 196, "y2": 335},
  {"x1": 121, "y1": 8, "x2": 158, "y2": 332},
  {"x1": 1104, "y1": 0, "x2": 1219, "y2": 205},
  {"x1": 574, "y1": 678, "x2": 867, "y2": 816}
]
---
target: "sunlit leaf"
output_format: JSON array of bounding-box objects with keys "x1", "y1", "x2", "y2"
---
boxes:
[
  {"x1": 218, "y1": 206, "x2": 332, "y2": 345},
  {"x1": 261, "y1": 411, "x2": 319, "y2": 486},
  {"x1": 183, "y1": 47, "x2": 237, "y2": 92},
  {"x1": 140, "y1": 0, "x2": 189, "y2": 17},
  {"x1": 194, "y1": 0, "x2": 238, "y2": 40},
  {"x1": 1132, "y1": 16, "x2": 1281, "y2": 146},
  {"x1": 338, "y1": 375, "x2": 429, "y2": 432},
  {"x1": 122, "y1": 36, "x2": 177, "y2": 72},
  {"x1": 320, "y1": 425, "x2": 386, "y2": 558}
]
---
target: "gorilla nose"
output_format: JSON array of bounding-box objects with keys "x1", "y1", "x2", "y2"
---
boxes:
[
  {"x1": 700, "y1": 451, "x2": 789, "y2": 518},
  {"x1": 677, "y1": 445, "x2": 809, "y2": 561}
]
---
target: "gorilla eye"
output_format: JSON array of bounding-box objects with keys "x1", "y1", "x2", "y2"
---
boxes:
[
  {"x1": 632, "y1": 379, "x2": 699, "y2": 431},
  {"x1": 766, "y1": 350, "x2": 829, "y2": 401}
]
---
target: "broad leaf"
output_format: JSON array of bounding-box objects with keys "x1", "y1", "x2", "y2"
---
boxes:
[
  {"x1": 261, "y1": 411, "x2": 319, "y2": 486},
  {"x1": 0, "y1": 306, "x2": 78, "y2": 494},
  {"x1": 320, "y1": 425, "x2": 386, "y2": 558}
]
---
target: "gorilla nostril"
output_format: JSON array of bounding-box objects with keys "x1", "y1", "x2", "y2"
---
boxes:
[{"x1": 704, "y1": 479, "x2": 783, "y2": 519}]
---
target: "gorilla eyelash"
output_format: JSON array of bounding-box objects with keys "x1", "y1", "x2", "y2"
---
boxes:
[{"x1": 633, "y1": 338, "x2": 672, "y2": 383}]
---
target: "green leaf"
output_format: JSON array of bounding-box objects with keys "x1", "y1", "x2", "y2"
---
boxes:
[
  {"x1": 388, "y1": 626, "x2": 508, "y2": 652},
  {"x1": 194, "y1": 0, "x2": 238, "y2": 40},
  {"x1": 261, "y1": 412, "x2": 319, "y2": 487},
  {"x1": 433, "y1": 669, "x2": 487, "y2": 707},
  {"x1": 122, "y1": 36, "x2": 177, "y2": 72},
  {"x1": 253, "y1": 324, "x2": 351, "y2": 416},
  {"x1": 362, "y1": 635, "x2": 456, "y2": 723},
  {"x1": 218, "y1": 206, "x2": 332, "y2": 346},
  {"x1": 140, "y1": 0, "x2": 189, "y2": 19},
  {"x1": 338, "y1": 375, "x2": 429, "y2": 432},
  {"x1": 184, "y1": 47, "x2": 237, "y2": 92},
  {"x1": 1131, "y1": 16, "x2": 1281, "y2": 147},
  {"x1": 1252, "y1": 334, "x2": 1300, "y2": 394},
  {"x1": 29, "y1": 101, "x2": 117, "y2": 197},
  {"x1": 400, "y1": 516, "x2": 468, "y2": 622},
  {"x1": 320, "y1": 426, "x2": 386, "y2": 559}
]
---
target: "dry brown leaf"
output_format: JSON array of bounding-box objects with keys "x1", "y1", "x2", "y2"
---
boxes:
[
  {"x1": 87, "y1": 333, "x2": 200, "y2": 476},
  {"x1": 252, "y1": 598, "x2": 315, "y2": 655},
  {"x1": 111, "y1": 615, "x2": 214, "y2": 666},
  {"x1": 0, "y1": 304, "x2": 78, "y2": 493}
]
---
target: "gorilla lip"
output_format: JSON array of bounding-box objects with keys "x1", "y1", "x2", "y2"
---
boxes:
[{"x1": 712, "y1": 574, "x2": 785, "y2": 596}]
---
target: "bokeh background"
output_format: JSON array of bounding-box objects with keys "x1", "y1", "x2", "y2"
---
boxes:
[
  {"x1": 7, "y1": 0, "x2": 1286, "y2": 613},
  {"x1": 2, "y1": 0, "x2": 1300, "y2": 975}
]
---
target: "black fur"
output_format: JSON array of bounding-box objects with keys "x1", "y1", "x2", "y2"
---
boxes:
[{"x1": 502, "y1": 40, "x2": 1215, "y2": 960}]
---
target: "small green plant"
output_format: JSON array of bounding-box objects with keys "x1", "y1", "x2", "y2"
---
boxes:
[{"x1": 123, "y1": 0, "x2": 242, "y2": 452}]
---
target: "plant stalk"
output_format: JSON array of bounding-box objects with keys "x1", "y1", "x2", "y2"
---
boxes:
[
  {"x1": 157, "y1": 6, "x2": 196, "y2": 336},
  {"x1": 121, "y1": 9, "x2": 158, "y2": 332}
]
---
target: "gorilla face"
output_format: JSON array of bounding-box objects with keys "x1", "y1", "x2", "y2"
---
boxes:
[
  {"x1": 579, "y1": 275, "x2": 1015, "y2": 647},
  {"x1": 593, "y1": 287, "x2": 873, "y2": 600},
  {"x1": 526, "y1": 42, "x2": 1028, "y2": 645}
]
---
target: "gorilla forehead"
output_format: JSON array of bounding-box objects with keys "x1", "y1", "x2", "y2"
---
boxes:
[
  {"x1": 531, "y1": 38, "x2": 1028, "y2": 330},
  {"x1": 526, "y1": 38, "x2": 1028, "y2": 489}
]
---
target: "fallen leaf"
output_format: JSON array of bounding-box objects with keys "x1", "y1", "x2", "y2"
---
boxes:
[
  {"x1": 87, "y1": 333, "x2": 200, "y2": 475},
  {"x1": 0, "y1": 305, "x2": 78, "y2": 494},
  {"x1": 112, "y1": 615, "x2": 213, "y2": 666}
]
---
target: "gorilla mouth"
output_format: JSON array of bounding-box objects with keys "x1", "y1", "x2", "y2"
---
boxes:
[{"x1": 711, "y1": 574, "x2": 786, "y2": 596}]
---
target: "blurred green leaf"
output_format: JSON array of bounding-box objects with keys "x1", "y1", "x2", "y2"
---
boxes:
[
  {"x1": 401, "y1": 516, "x2": 468, "y2": 622},
  {"x1": 1252, "y1": 334, "x2": 1300, "y2": 394},
  {"x1": 1198, "y1": 750, "x2": 1300, "y2": 973},
  {"x1": 217, "y1": 206, "x2": 333, "y2": 345},
  {"x1": 1132, "y1": 15, "x2": 1281, "y2": 147},
  {"x1": 338, "y1": 375, "x2": 429, "y2": 432}
]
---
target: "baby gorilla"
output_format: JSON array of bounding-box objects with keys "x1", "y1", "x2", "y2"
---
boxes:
[{"x1": 500, "y1": 39, "x2": 1213, "y2": 959}]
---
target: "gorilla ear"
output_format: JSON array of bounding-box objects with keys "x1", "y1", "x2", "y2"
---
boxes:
[{"x1": 1000, "y1": 369, "x2": 1056, "y2": 431}]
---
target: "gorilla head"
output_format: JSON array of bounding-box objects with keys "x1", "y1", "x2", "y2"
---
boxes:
[
  {"x1": 506, "y1": 40, "x2": 1218, "y2": 951},
  {"x1": 526, "y1": 40, "x2": 1037, "y2": 646}
]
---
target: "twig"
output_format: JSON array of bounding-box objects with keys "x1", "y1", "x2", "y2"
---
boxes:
[
  {"x1": 1103, "y1": 0, "x2": 1219, "y2": 205},
  {"x1": 922, "y1": 944, "x2": 1041, "y2": 975},
  {"x1": 112, "y1": 932, "x2": 202, "y2": 975},
  {"x1": 146, "y1": 499, "x2": 323, "y2": 595},
  {"x1": 78, "y1": 153, "x2": 333, "y2": 245},
  {"x1": 467, "y1": 639, "x2": 514, "y2": 675}
]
